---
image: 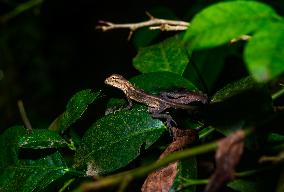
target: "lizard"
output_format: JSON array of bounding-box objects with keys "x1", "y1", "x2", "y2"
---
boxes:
[{"x1": 104, "y1": 74, "x2": 208, "y2": 126}]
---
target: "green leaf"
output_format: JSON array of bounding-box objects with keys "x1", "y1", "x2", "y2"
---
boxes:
[
  {"x1": 211, "y1": 76, "x2": 258, "y2": 103},
  {"x1": 171, "y1": 157, "x2": 197, "y2": 192},
  {"x1": 130, "y1": 72, "x2": 198, "y2": 94},
  {"x1": 0, "y1": 126, "x2": 68, "y2": 192},
  {"x1": 49, "y1": 89, "x2": 101, "y2": 133},
  {"x1": 184, "y1": 46, "x2": 227, "y2": 92},
  {"x1": 18, "y1": 129, "x2": 67, "y2": 149},
  {"x1": 184, "y1": 1, "x2": 279, "y2": 50},
  {"x1": 267, "y1": 133, "x2": 284, "y2": 144},
  {"x1": 244, "y1": 22, "x2": 284, "y2": 82},
  {"x1": 133, "y1": 33, "x2": 189, "y2": 75},
  {"x1": 74, "y1": 106, "x2": 166, "y2": 174},
  {"x1": 227, "y1": 179, "x2": 259, "y2": 192}
]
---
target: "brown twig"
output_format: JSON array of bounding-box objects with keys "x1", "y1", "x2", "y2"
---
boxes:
[
  {"x1": 230, "y1": 35, "x2": 251, "y2": 44},
  {"x1": 273, "y1": 106, "x2": 284, "y2": 112},
  {"x1": 17, "y1": 100, "x2": 33, "y2": 133},
  {"x1": 96, "y1": 12, "x2": 189, "y2": 40}
]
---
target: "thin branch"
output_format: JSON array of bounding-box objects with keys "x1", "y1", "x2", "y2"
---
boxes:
[
  {"x1": 17, "y1": 100, "x2": 33, "y2": 133},
  {"x1": 230, "y1": 35, "x2": 251, "y2": 44},
  {"x1": 273, "y1": 106, "x2": 284, "y2": 112},
  {"x1": 96, "y1": 12, "x2": 189, "y2": 40}
]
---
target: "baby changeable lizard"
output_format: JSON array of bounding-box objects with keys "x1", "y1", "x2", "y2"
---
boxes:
[{"x1": 104, "y1": 74, "x2": 208, "y2": 126}]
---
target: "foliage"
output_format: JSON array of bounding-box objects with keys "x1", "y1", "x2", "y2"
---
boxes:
[{"x1": 1, "y1": 0, "x2": 284, "y2": 191}]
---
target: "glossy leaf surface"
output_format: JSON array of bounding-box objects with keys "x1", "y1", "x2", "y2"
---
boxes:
[
  {"x1": 18, "y1": 129, "x2": 67, "y2": 149},
  {"x1": 133, "y1": 34, "x2": 189, "y2": 75},
  {"x1": 74, "y1": 106, "x2": 166, "y2": 175},
  {"x1": 0, "y1": 126, "x2": 68, "y2": 192},
  {"x1": 184, "y1": 1, "x2": 279, "y2": 50}
]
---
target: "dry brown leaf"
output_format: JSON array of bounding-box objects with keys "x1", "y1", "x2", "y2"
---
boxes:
[
  {"x1": 205, "y1": 130, "x2": 245, "y2": 192},
  {"x1": 142, "y1": 128, "x2": 197, "y2": 192}
]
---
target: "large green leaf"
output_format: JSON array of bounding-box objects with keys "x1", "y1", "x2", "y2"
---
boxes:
[
  {"x1": 0, "y1": 126, "x2": 68, "y2": 192},
  {"x1": 49, "y1": 89, "x2": 101, "y2": 133},
  {"x1": 18, "y1": 129, "x2": 67, "y2": 149},
  {"x1": 184, "y1": 1, "x2": 279, "y2": 50},
  {"x1": 244, "y1": 22, "x2": 284, "y2": 82},
  {"x1": 133, "y1": 33, "x2": 189, "y2": 75},
  {"x1": 74, "y1": 106, "x2": 166, "y2": 175},
  {"x1": 130, "y1": 72, "x2": 198, "y2": 94},
  {"x1": 184, "y1": 46, "x2": 227, "y2": 92}
]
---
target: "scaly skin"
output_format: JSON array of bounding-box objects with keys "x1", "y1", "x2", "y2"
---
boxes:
[{"x1": 104, "y1": 74, "x2": 208, "y2": 126}]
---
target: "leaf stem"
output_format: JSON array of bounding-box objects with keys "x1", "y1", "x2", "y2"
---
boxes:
[
  {"x1": 272, "y1": 86, "x2": 284, "y2": 100},
  {"x1": 199, "y1": 127, "x2": 215, "y2": 139},
  {"x1": 59, "y1": 178, "x2": 76, "y2": 192},
  {"x1": 177, "y1": 178, "x2": 209, "y2": 191}
]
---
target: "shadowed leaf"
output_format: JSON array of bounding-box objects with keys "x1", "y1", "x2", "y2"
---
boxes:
[
  {"x1": 49, "y1": 89, "x2": 101, "y2": 133},
  {"x1": 0, "y1": 126, "x2": 68, "y2": 192},
  {"x1": 205, "y1": 130, "x2": 245, "y2": 192}
]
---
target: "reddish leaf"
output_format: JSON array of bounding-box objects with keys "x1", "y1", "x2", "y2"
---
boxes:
[
  {"x1": 142, "y1": 128, "x2": 197, "y2": 192},
  {"x1": 205, "y1": 130, "x2": 245, "y2": 192}
]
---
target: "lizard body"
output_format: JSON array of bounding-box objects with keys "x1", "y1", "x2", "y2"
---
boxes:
[
  {"x1": 104, "y1": 74, "x2": 207, "y2": 126},
  {"x1": 160, "y1": 90, "x2": 208, "y2": 105}
]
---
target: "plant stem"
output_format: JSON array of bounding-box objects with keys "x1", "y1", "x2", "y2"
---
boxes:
[
  {"x1": 199, "y1": 127, "x2": 215, "y2": 139},
  {"x1": 59, "y1": 178, "x2": 76, "y2": 192},
  {"x1": 176, "y1": 178, "x2": 209, "y2": 191},
  {"x1": 17, "y1": 100, "x2": 33, "y2": 133},
  {"x1": 272, "y1": 86, "x2": 284, "y2": 100},
  {"x1": 74, "y1": 141, "x2": 218, "y2": 191},
  {"x1": 235, "y1": 166, "x2": 274, "y2": 177},
  {"x1": 0, "y1": 0, "x2": 43, "y2": 23}
]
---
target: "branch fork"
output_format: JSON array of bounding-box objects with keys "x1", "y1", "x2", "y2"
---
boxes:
[{"x1": 96, "y1": 12, "x2": 190, "y2": 39}]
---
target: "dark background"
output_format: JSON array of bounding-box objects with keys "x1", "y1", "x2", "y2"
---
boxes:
[{"x1": 0, "y1": 0, "x2": 283, "y2": 131}]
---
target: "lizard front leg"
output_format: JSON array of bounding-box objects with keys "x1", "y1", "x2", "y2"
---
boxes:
[{"x1": 126, "y1": 97, "x2": 133, "y2": 109}]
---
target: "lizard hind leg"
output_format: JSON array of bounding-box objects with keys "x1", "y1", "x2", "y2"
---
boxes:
[
  {"x1": 148, "y1": 107, "x2": 177, "y2": 128},
  {"x1": 151, "y1": 113, "x2": 177, "y2": 128}
]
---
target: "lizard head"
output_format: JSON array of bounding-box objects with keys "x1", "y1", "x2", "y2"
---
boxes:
[{"x1": 104, "y1": 74, "x2": 133, "y2": 91}]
